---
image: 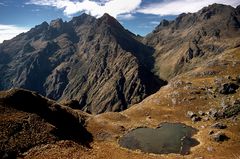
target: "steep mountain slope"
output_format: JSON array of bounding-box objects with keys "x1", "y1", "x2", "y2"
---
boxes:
[
  {"x1": 145, "y1": 4, "x2": 240, "y2": 80},
  {"x1": 0, "y1": 88, "x2": 92, "y2": 158},
  {"x1": 0, "y1": 13, "x2": 166, "y2": 114}
]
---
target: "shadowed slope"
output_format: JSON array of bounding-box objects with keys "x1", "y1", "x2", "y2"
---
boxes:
[{"x1": 0, "y1": 88, "x2": 93, "y2": 158}]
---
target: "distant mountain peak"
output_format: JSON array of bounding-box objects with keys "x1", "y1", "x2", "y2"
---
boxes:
[
  {"x1": 145, "y1": 3, "x2": 240, "y2": 80},
  {"x1": 25, "y1": 21, "x2": 49, "y2": 39},
  {"x1": 160, "y1": 19, "x2": 170, "y2": 27},
  {"x1": 99, "y1": 13, "x2": 116, "y2": 22},
  {"x1": 50, "y1": 18, "x2": 64, "y2": 29},
  {"x1": 237, "y1": 5, "x2": 240, "y2": 14},
  {"x1": 101, "y1": 13, "x2": 113, "y2": 19},
  {"x1": 152, "y1": 3, "x2": 240, "y2": 33},
  {"x1": 98, "y1": 13, "x2": 124, "y2": 30},
  {"x1": 199, "y1": 3, "x2": 234, "y2": 16},
  {"x1": 36, "y1": 21, "x2": 49, "y2": 29},
  {"x1": 70, "y1": 13, "x2": 96, "y2": 26}
]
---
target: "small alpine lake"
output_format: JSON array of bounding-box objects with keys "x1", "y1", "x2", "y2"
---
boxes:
[{"x1": 118, "y1": 123, "x2": 199, "y2": 155}]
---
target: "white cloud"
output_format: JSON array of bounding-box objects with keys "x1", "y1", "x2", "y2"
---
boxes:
[
  {"x1": 26, "y1": 0, "x2": 240, "y2": 18},
  {"x1": 26, "y1": 0, "x2": 142, "y2": 18},
  {"x1": 117, "y1": 14, "x2": 135, "y2": 20},
  {"x1": 138, "y1": 0, "x2": 240, "y2": 16},
  {"x1": 0, "y1": 2, "x2": 7, "y2": 6},
  {"x1": 0, "y1": 24, "x2": 29, "y2": 43}
]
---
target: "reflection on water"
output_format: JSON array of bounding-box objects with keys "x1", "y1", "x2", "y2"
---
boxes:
[{"x1": 119, "y1": 123, "x2": 199, "y2": 155}]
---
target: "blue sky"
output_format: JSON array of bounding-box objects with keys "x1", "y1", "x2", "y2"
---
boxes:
[{"x1": 0, "y1": 0, "x2": 239, "y2": 43}]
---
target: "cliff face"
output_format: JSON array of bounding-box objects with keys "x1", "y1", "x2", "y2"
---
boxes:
[
  {"x1": 145, "y1": 4, "x2": 240, "y2": 80},
  {"x1": 0, "y1": 13, "x2": 166, "y2": 114}
]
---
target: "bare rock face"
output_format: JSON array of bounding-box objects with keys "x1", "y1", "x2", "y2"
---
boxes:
[
  {"x1": 0, "y1": 13, "x2": 166, "y2": 114},
  {"x1": 144, "y1": 4, "x2": 240, "y2": 80}
]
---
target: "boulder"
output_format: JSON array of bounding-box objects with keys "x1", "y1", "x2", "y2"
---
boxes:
[
  {"x1": 207, "y1": 108, "x2": 218, "y2": 120},
  {"x1": 203, "y1": 116, "x2": 209, "y2": 121},
  {"x1": 233, "y1": 99, "x2": 240, "y2": 105},
  {"x1": 211, "y1": 122, "x2": 227, "y2": 129},
  {"x1": 222, "y1": 101, "x2": 240, "y2": 118},
  {"x1": 209, "y1": 130, "x2": 214, "y2": 135},
  {"x1": 207, "y1": 146, "x2": 214, "y2": 152},
  {"x1": 186, "y1": 111, "x2": 197, "y2": 118},
  {"x1": 192, "y1": 116, "x2": 202, "y2": 122},
  {"x1": 219, "y1": 83, "x2": 239, "y2": 94},
  {"x1": 198, "y1": 111, "x2": 205, "y2": 116},
  {"x1": 211, "y1": 131, "x2": 229, "y2": 142}
]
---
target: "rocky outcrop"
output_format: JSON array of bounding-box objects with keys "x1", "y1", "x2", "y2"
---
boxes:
[
  {"x1": 0, "y1": 14, "x2": 166, "y2": 114},
  {"x1": 210, "y1": 131, "x2": 229, "y2": 142},
  {"x1": 211, "y1": 122, "x2": 227, "y2": 129},
  {"x1": 219, "y1": 83, "x2": 239, "y2": 94}
]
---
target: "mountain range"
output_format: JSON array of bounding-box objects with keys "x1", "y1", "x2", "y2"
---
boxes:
[
  {"x1": 0, "y1": 13, "x2": 166, "y2": 114},
  {"x1": 0, "y1": 3, "x2": 240, "y2": 159},
  {"x1": 145, "y1": 3, "x2": 240, "y2": 80}
]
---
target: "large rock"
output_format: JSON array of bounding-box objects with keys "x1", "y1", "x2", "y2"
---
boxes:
[
  {"x1": 219, "y1": 83, "x2": 239, "y2": 94},
  {"x1": 211, "y1": 122, "x2": 227, "y2": 129},
  {"x1": 207, "y1": 108, "x2": 219, "y2": 120},
  {"x1": 211, "y1": 131, "x2": 229, "y2": 142},
  {"x1": 222, "y1": 99, "x2": 240, "y2": 118},
  {"x1": 186, "y1": 111, "x2": 197, "y2": 118}
]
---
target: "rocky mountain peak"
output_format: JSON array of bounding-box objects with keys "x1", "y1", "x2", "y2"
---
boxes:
[
  {"x1": 101, "y1": 13, "x2": 113, "y2": 19},
  {"x1": 49, "y1": 18, "x2": 64, "y2": 29},
  {"x1": 199, "y1": 3, "x2": 235, "y2": 20},
  {"x1": 98, "y1": 13, "x2": 124, "y2": 30},
  {"x1": 70, "y1": 13, "x2": 96, "y2": 27},
  {"x1": 152, "y1": 3, "x2": 240, "y2": 34},
  {"x1": 159, "y1": 19, "x2": 170, "y2": 27},
  {"x1": 31, "y1": 21, "x2": 49, "y2": 32},
  {"x1": 22, "y1": 21, "x2": 49, "y2": 40},
  {"x1": 154, "y1": 19, "x2": 171, "y2": 32},
  {"x1": 37, "y1": 21, "x2": 49, "y2": 28},
  {"x1": 0, "y1": 12, "x2": 166, "y2": 114},
  {"x1": 200, "y1": 3, "x2": 233, "y2": 13},
  {"x1": 237, "y1": 5, "x2": 240, "y2": 13}
]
